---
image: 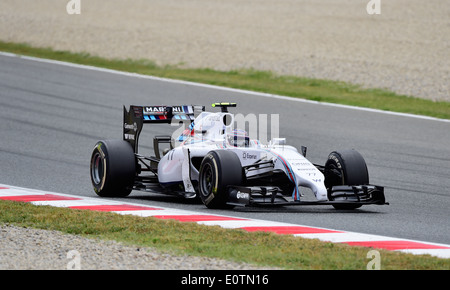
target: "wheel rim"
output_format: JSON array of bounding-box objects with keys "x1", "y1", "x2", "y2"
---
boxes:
[
  {"x1": 91, "y1": 152, "x2": 104, "y2": 185},
  {"x1": 200, "y1": 163, "x2": 214, "y2": 196}
]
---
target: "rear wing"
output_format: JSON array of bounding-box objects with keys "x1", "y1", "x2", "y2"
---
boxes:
[{"x1": 123, "y1": 105, "x2": 203, "y2": 152}]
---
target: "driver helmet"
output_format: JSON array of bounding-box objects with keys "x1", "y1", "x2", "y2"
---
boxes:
[{"x1": 227, "y1": 129, "x2": 249, "y2": 147}]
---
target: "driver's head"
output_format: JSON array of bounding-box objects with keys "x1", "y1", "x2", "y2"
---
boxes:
[{"x1": 227, "y1": 129, "x2": 249, "y2": 147}]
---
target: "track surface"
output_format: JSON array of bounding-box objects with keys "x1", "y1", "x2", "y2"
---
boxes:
[{"x1": 1, "y1": 54, "x2": 449, "y2": 245}]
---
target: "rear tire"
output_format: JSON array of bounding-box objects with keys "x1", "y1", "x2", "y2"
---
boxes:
[
  {"x1": 198, "y1": 150, "x2": 243, "y2": 209},
  {"x1": 324, "y1": 149, "x2": 369, "y2": 210},
  {"x1": 90, "y1": 140, "x2": 136, "y2": 197}
]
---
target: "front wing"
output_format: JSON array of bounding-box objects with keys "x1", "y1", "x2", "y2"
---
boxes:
[{"x1": 227, "y1": 185, "x2": 388, "y2": 207}]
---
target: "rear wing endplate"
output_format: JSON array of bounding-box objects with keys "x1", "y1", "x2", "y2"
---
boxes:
[{"x1": 123, "y1": 105, "x2": 202, "y2": 153}]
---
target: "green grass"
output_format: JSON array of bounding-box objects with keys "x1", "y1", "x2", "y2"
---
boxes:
[
  {"x1": 1, "y1": 199, "x2": 449, "y2": 270},
  {"x1": 1, "y1": 40, "x2": 449, "y2": 120}
]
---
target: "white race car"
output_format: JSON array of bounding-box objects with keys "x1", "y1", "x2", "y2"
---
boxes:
[{"x1": 90, "y1": 103, "x2": 387, "y2": 209}]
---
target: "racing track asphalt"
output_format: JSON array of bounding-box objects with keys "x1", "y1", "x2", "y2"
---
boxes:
[{"x1": 0, "y1": 53, "x2": 449, "y2": 246}]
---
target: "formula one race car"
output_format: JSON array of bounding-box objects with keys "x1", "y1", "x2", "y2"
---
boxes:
[{"x1": 90, "y1": 103, "x2": 387, "y2": 209}]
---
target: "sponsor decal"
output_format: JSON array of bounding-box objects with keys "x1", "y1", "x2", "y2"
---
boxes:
[
  {"x1": 124, "y1": 122, "x2": 138, "y2": 131},
  {"x1": 144, "y1": 106, "x2": 166, "y2": 113},
  {"x1": 172, "y1": 106, "x2": 184, "y2": 113},
  {"x1": 329, "y1": 155, "x2": 342, "y2": 169},
  {"x1": 236, "y1": 191, "x2": 249, "y2": 200},
  {"x1": 242, "y1": 152, "x2": 258, "y2": 160},
  {"x1": 144, "y1": 106, "x2": 186, "y2": 114}
]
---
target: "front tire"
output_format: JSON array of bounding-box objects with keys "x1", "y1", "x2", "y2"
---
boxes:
[
  {"x1": 324, "y1": 149, "x2": 369, "y2": 209},
  {"x1": 198, "y1": 150, "x2": 243, "y2": 209},
  {"x1": 90, "y1": 140, "x2": 136, "y2": 197}
]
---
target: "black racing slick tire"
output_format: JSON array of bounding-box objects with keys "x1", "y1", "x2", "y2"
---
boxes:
[
  {"x1": 324, "y1": 149, "x2": 369, "y2": 210},
  {"x1": 198, "y1": 150, "x2": 243, "y2": 209},
  {"x1": 90, "y1": 140, "x2": 136, "y2": 197}
]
